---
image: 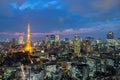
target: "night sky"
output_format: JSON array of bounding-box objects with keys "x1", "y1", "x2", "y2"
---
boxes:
[{"x1": 0, "y1": 0, "x2": 120, "y2": 39}]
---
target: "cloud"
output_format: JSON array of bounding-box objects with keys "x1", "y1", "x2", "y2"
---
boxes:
[
  {"x1": 14, "y1": 32, "x2": 25, "y2": 36},
  {"x1": 0, "y1": 19, "x2": 119, "y2": 37},
  {"x1": 11, "y1": 0, "x2": 62, "y2": 11},
  {"x1": 0, "y1": 0, "x2": 25, "y2": 16},
  {"x1": 61, "y1": 0, "x2": 120, "y2": 20},
  {"x1": 30, "y1": 19, "x2": 120, "y2": 36},
  {"x1": 0, "y1": 32, "x2": 10, "y2": 35},
  {"x1": 92, "y1": 0, "x2": 120, "y2": 12},
  {"x1": 0, "y1": 0, "x2": 120, "y2": 38}
]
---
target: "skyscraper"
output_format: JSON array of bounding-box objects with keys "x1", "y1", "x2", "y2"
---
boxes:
[
  {"x1": 18, "y1": 35, "x2": 24, "y2": 45},
  {"x1": 73, "y1": 35, "x2": 82, "y2": 57},
  {"x1": 55, "y1": 35, "x2": 60, "y2": 42},
  {"x1": 106, "y1": 31, "x2": 116, "y2": 52},
  {"x1": 107, "y1": 31, "x2": 114, "y2": 39},
  {"x1": 24, "y1": 23, "x2": 33, "y2": 53}
]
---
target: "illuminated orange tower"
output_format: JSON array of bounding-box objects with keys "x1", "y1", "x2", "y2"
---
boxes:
[{"x1": 24, "y1": 23, "x2": 33, "y2": 53}]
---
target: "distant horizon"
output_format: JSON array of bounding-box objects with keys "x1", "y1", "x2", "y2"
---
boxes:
[{"x1": 0, "y1": 31, "x2": 119, "y2": 41}]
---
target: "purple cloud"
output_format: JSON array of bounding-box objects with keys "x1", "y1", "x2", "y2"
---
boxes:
[{"x1": 0, "y1": 25, "x2": 118, "y2": 37}]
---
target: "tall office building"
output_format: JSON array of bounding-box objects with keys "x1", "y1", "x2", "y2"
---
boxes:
[
  {"x1": 106, "y1": 31, "x2": 116, "y2": 52},
  {"x1": 50, "y1": 35, "x2": 55, "y2": 44},
  {"x1": 85, "y1": 37, "x2": 92, "y2": 56},
  {"x1": 18, "y1": 35, "x2": 24, "y2": 45},
  {"x1": 55, "y1": 35, "x2": 60, "y2": 42},
  {"x1": 107, "y1": 31, "x2": 114, "y2": 39},
  {"x1": 50, "y1": 35, "x2": 59, "y2": 42},
  {"x1": 45, "y1": 35, "x2": 49, "y2": 44},
  {"x1": 45, "y1": 35, "x2": 50, "y2": 49},
  {"x1": 73, "y1": 35, "x2": 82, "y2": 57}
]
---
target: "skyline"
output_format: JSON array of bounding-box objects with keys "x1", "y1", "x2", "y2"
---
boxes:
[{"x1": 0, "y1": 0, "x2": 120, "y2": 38}]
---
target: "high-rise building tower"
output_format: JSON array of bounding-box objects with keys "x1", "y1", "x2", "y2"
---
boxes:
[
  {"x1": 106, "y1": 31, "x2": 116, "y2": 52},
  {"x1": 45, "y1": 35, "x2": 49, "y2": 44},
  {"x1": 73, "y1": 35, "x2": 82, "y2": 57},
  {"x1": 18, "y1": 35, "x2": 24, "y2": 45},
  {"x1": 24, "y1": 24, "x2": 33, "y2": 53},
  {"x1": 107, "y1": 31, "x2": 114, "y2": 39},
  {"x1": 55, "y1": 35, "x2": 60, "y2": 42}
]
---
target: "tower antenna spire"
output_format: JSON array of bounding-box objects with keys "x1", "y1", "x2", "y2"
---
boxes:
[{"x1": 24, "y1": 23, "x2": 33, "y2": 53}]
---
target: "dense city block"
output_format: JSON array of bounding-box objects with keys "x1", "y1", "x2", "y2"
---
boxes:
[{"x1": 0, "y1": 31, "x2": 120, "y2": 80}]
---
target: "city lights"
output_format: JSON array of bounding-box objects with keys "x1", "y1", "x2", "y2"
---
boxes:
[
  {"x1": 24, "y1": 24, "x2": 33, "y2": 53},
  {"x1": 0, "y1": 0, "x2": 120, "y2": 80}
]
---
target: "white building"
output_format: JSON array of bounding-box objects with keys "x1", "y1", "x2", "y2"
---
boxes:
[{"x1": 18, "y1": 35, "x2": 24, "y2": 45}]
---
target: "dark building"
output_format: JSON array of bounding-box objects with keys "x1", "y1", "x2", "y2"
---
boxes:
[{"x1": 107, "y1": 31, "x2": 114, "y2": 39}]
